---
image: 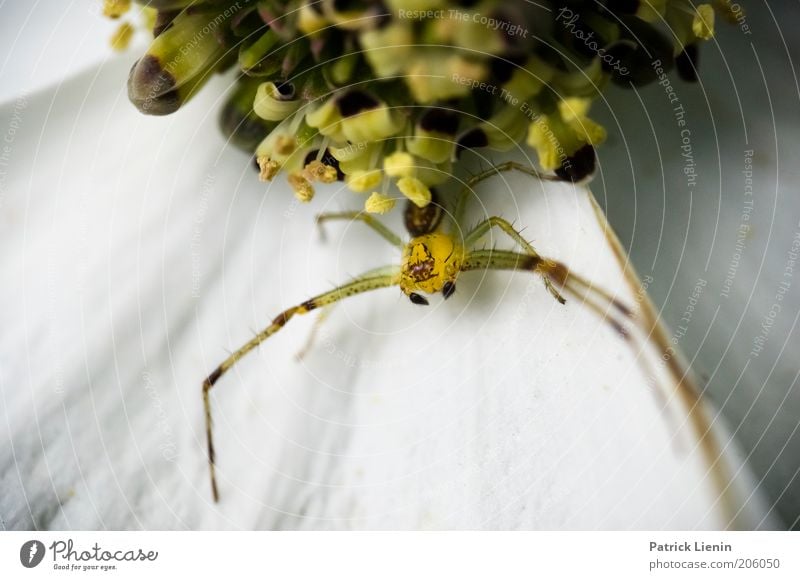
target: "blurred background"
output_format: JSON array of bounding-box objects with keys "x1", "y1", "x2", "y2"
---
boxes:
[
  {"x1": 592, "y1": 2, "x2": 800, "y2": 528},
  {"x1": 1, "y1": 0, "x2": 798, "y2": 528}
]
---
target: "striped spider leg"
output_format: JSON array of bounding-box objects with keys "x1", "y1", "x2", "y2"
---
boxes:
[
  {"x1": 202, "y1": 266, "x2": 401, "y2": 502},
  {"x1": 201, "y1": 163, "x2": 633, "y2": 502}
]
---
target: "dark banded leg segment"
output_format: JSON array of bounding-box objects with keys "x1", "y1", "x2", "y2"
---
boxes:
[
  {"x1": 461, "y1": 249, "x2": 632, "y2": 333},
  {"x1": 464, "y1": 219, "x2": 566, "y2": 304},
  {"x1": 202, "y1": 268, "x2": 400, "y2": 502}
]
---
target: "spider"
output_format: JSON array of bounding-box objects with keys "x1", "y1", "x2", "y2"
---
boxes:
[{"x1": 202, "y1": 161, "x2": 635, "y2": 502}]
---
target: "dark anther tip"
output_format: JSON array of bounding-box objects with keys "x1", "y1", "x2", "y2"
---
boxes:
[
  {"x1": 420, "y1": 108, "x2": 460, "y2": 135},
  {"x1": 409, "y1": 292, "x2": 429, "y2": 306},
  {"x1": 455, "y1": 128, "x2": 489, "y2": 158},
  {"x1": 336, "y1": 91, "x2": 379, "y2": 117},
  {"x1": 555, "y1": 145, "x2": 596, "y2": 182},
  {"x1": 127, "y1": 55, "x2": 181, "y2": 116},
  {"x1": 442, "y1": 281, "x2": 456, "y2": 300}
]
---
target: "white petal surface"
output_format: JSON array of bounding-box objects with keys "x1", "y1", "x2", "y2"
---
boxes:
[
  {"x1": 591, "y1": 5, "x2": 800, "y2": 527},
  {"x1": 0, "y1": 56, "x2": 774, "y2": 530}
]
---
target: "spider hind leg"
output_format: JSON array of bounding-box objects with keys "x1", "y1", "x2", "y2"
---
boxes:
[
  {"x1": 202, "y1": 268, "x2": 400, "y2": 502},
  {"x1": 464, "y1": 216, "x2": 566, "y2": 304}
]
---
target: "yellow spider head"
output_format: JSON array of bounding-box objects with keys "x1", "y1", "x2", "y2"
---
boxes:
[{"x1": 399, "y1": 232, "x2": 464, "y2": 305}]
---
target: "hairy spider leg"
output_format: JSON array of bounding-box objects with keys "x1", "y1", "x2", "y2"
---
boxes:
[
  {"x1": 461, "y1": 249, "x2": 632, "y2": 330},
  {"x1": 293, "y1": 264, "x2": 404, "y2": 360},
  {"x1": 203, "y1": 268, "x2": 400, "y2": 502},
  {"x1": 294, "y1": 305, "x2": 334, "y2": 361},
  {"x1": 462, "y1": 247, "x2": 741, "y2": 522},
  {"x1": 452, "y1": 161, "x2": 558, "y2": 228},
  {"x1": 316, "y1": 211, "x2": 404, "y2": 248},
  {"x1": 463, "y1": 216, "x2": 566, "y2": 304},
  {"x1": 302, "y1": 214, "x2": 404, "y2": 357}
]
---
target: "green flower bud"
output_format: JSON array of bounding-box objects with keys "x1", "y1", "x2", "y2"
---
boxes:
[
  {"x1": 117, "y1": 0, "x2": 729, "y2": 204},
  {"x1": 359, "y1": 22, "x2": 414, "y2": 78},
  {"x1": 406, "y1": 50, "x2": 487, "y2": 103},
  {"x1": 405, "y1": 109, "x2": 459, "y2": 163},
  {"x1": 219, "y1": 76, "x2": 277, "y2": 151},
  {"x1": 346, "y1": 170, "x2": 383, "y2": 192},
  {"x1": 127, "y1": 12, "x2": 228, "y2": 115},
  {"x1": 238, "y1": 29, "x2": 281, "y2": 75},
  {"x1": 308, "y1": 92, "x2": 403, "y2": 143}
]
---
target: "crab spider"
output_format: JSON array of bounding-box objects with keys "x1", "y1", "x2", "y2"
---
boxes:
[{"x1": 202, "y1": 161, "x2": 635, "y2": 502}]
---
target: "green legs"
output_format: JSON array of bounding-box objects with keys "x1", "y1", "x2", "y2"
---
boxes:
[
  {"x1": 317, "y1": 211, "x2": 403, "y2": 248},
  {"x1": 203, "y1": 268, "x2": 400, "y2": 502},
  {"x1": 463, "y1": 217, "x2": 566, "y2": 304}
]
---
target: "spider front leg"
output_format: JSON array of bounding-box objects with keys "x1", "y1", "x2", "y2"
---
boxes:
[
  {"x1": 452, "y1": 161, "x2": 556, "y2": 226},
  {"x1": 300, "y1": 213, "x2": 401, "y2": 358},
  {"x1": 463, "y1": 217, "x2": 566, "y2": 304},
  {"x1": 202, "y1": 267, "x2": 400, "y2": 502},
  {"x1": 461, "y1": 249, "x2": 632, "y2": 334},
  {"x1": 316, "y1": 211, "x2": 403, "y2": 248}
]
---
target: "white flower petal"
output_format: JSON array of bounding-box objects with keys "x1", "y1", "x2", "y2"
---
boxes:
[
  {"x1": 593, "y1": 4, "x2": 800, "y2": 528},
  {"x1": 0, "y1": 57, "x2": 777, "y2": 530}
]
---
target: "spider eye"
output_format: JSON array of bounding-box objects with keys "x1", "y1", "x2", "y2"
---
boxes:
[
  {"x1": 409, "y1": 292, "x2": 429, "y2": 306},
  {"x1": 442, "y1": 281, "x2": 456, "y2": 300}
]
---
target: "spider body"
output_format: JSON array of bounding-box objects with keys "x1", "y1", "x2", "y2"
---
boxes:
[
  {"x1": 202, "y1": 161, "x2": 633, "y2": 502},
  {"x1": 400, "y1": 232, "x2": 463, "y2": 302}
]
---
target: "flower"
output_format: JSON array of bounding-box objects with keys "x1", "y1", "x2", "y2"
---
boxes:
[
  {"x1": 121, "y1": 0, "x2": 727, "y2": 213},
  {"x1": 1, "y1": 0, "x2": 797, "y2": 532}
]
